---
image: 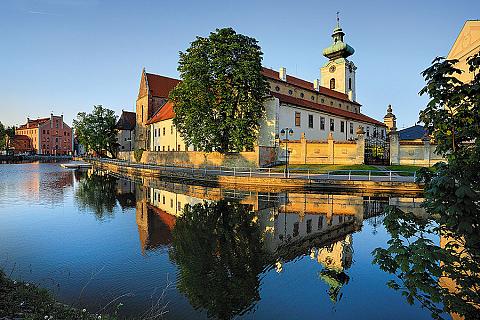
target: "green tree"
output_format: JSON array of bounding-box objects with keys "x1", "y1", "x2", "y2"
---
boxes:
[
  {"x1": 373, "y1": 54, "x2": 480, "y2": 319},
  {"x1": 0, "y1": 121, "x2": 5, "y2": 150},
  {"x1": 73, "y1": 105, "x2": 118, "y2": 157},
  {"x1": 170, "y1": 200, "x2": 272, "y2": 319},
  {"x1": 170, "y1": 27, "x2": 270, "y2": 153}
]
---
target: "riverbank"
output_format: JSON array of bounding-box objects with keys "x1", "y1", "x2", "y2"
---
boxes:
[
  {"x1": 84, "y1": 157, "x2": 424, "y2": 194},
  {"x1": 0, "y1": 270, "x2": 115, "y2": 320}
]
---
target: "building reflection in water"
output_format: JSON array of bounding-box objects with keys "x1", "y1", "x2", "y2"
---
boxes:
[{"x1": 125, "y1": 175, "x2": 424, "y2": 317}]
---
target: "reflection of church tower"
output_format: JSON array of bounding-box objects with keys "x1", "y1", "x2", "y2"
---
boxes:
[
  {"x1": 320, "y1": 14, "x2": 357, "y2": 102},
  {"x1": 315, "y1": 235, "x2": 354, "y2": 302}
]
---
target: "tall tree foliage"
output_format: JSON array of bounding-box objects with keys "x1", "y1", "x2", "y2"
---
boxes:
[
  {"x1": 373, "y1": 54, "x2": 480, "y2": 320},
  {"x1": 0, "y1": 122, "x2": 16, "y2": 150},
  {"x1": 73, "y1": 105, "x2": 118, "y2": 157},
  {"x1": 169, "y1": 28, "x2": 270, "y2": 153}
]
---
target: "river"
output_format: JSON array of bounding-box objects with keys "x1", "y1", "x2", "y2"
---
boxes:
[{"x1": 0, "y1": 162, "x2": 432, "y2": 319}]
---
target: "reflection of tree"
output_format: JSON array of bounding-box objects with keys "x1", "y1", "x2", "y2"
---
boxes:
[
  {"x1": 170, "y1": 200, "x2": 272, "y2": 319},
  {"x1": 75, "y1": 171, "x2": 118, "y2": 220},
  {"x1": 373, "y1": 206, "x2": 480, "y2": 320}
]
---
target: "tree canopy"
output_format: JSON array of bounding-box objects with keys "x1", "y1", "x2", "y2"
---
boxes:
[
  {"x1": 73, "y1": 105, "x2": 118, "y2": 157},
  {"x1": 373, "y1": 53, "x2": 480, "y2": 320},
  {"x1": 0, "y1": 122, "x2": 16, "y2": 150},
  {"x1": 169, "y1": 27, "x2": 270, "y2": 153}
]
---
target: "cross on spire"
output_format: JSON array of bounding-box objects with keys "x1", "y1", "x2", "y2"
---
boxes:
[{"x1": 336, "y1": 11, "x2": 340, "y2": 27}]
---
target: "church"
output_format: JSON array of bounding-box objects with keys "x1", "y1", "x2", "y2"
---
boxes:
[{"x1": 134, "y1": 18, "x2": 386, "y2": 154}]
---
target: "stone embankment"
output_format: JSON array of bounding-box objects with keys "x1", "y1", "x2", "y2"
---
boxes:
[{"x1": 84, "y1": 158, "x2": 424, "y2": 194}]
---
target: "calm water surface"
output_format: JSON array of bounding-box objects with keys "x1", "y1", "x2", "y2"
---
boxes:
[{"x1": 0, "y1": 163, "x2": 433, "y2": 319}]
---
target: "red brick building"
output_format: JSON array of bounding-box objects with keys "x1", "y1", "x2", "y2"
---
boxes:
[
  {"x1": 6, "y1": 135, "x2": 33, "y2": 154},
  {"x1": 15, "y1": 114, "x2": 73, "y2": 155}
]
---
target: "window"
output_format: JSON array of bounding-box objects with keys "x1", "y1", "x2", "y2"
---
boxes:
[
  {"x1": 340, "y1": 121, "x2": 345, "y2": 133},
  {"x1": 154, "y1": 129, "x2": 157, "y2": 137},
  {"x1": 55, "y1": 137, "x2": 58, "y2": 143},
  {"x1": 293, "y1": 222, "x2": 299, "y2": 237},
  {"x1": 178, "y1": 144, "x2": 181, "y2": 151},
  {"x1": 171, "y1": 126, "x2": 173, "y2": 134},
  {"x1": 177, "y1": 201, "x2": 181, "y2": 211},
  {"x1": 339, "y1": 103, "x2": 342, "y2": 108},
  {"x1": 350, "y1": 123, "x2": 354, "y2": 135},
  {"x1": 366, "y1": 127, "x2": 370, "y2": 137},
  {"x1": 320, "y1": 117, "x2": 325, "y2": 130},
  {"x1": 321, "y1": 98, "x2": 325, "y2": 103},
  {"x1": 294, "y1": 112, "x2": 301, "y2": 127},
  {"x1": 162, "y1": 146, "x2": 165, "y2": 151},
  {"x1": 306, "y1": 219, "x2": 312, "y2": 234},
  {"x1": 141, "y1": 106, "x2": 144, "y2": 122},
  {"x1": 168, "y1": 146, "x2": 170, "y2": 151},
  {"x1": 43, "y1": 130, "x2": 45, "y2": 134},
  {"x1": 163, "y1": 127, "x2": 165, "y2": 135},
  {"x1": 330, "y1": 78, "x2": 335, "y2": 89},
  {"x1": 275, "y1": 86, "x2": 280, "y2": 91},
  {"x1": 347, "y1": 105, "x2": 349, "y2": 111},
  {"x1": 170, "y1": 199, "x2": 173, "y2": 208},
  {"x1": 330, "y1": 119, "x2": 335, "y2": 131},
  {"x1": 381, "y1": 129, "x2": 385, "y2": 139},
  {"x1": 288, "y1": 89, "x2": 293, "y2": 95},
  {"x1": 311, "y1": 95, "x2": 315, "y2": 101},
  {"x1": 349, "y1": 78, "x2": 352, "y2": 90},
  {"x1": 300, "y1": 92, "x2": 304, "y2": 98},
  {"x1": 318, "y1": 216, "x2": 323, "y2": 230},
  {"x1": 47, "y1": 130, "x2": 49, "y2": 134},
  {"x1": 308, "y1": 115, "x2": 314, "y2": 128},
  {"x1": 162, "y1": 196, "x2": 165, "y2": 204},
  {"x1": 330, "y1": 101, "x2": 333, "y2": 106}
]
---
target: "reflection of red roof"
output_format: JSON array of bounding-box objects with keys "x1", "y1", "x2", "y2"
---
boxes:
[
  {"x1": 146, "y1": 101, "x2": 175, "y2": 124},
  {"x1": 272, "y1": 92, "x2": 385, "y2": 127},
  {"x1": 146, "y1": 73, "x2": 180, "y2": 98},
  {"x1": 262, "y1": 67, "x2": 361, "y2": 106},
  {"x1": 18, "y1": 117, "x2": 49, "y2": 130},
  {"x1": 147, "y1": 204, "x2": 176, "y2": 230}
]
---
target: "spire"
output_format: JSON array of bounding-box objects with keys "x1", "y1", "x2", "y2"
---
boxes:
[{"x1": 322, "y1": 14, "x2": 355, "y2": 60}]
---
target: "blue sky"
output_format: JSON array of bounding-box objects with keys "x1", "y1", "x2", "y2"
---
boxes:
[{"x1": 0, "y1": 0, "x2": 478, "y2": 128}]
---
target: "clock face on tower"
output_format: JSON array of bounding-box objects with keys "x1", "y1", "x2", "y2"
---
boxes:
[{"x1": 329, "y1": 65, "x2": 336, "y2": 73}]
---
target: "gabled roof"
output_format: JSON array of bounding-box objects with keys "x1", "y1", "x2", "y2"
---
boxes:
[
  {"x1": 146, "y1": 101, "x2": 175, "y2": 124},
  {"x1": 272, "y1": 92, "x2": 385, "y2": 127},
  {"x1": 116, "y1": 111, "x2": 136, "y2": 130},
  {"x1": 398, "y1": 125, "x2": 427, "y2": 140},
  {"x1": 262, "y1": 67, "x2": 361, "y2": 106},
  {"x1": 145, "y1": 73, "x2": 180, "y2": 98},
  {"x1": 447, "y1": 20, "x2": 480, "y2": 60},
  {"x1": 18, "y1": 117, "x2": 49, "y2": 130}
]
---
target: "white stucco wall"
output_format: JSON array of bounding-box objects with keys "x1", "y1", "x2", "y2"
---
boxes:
[
  {"x1": 149, "y1": 119, "x2": 192, "y2": 152},
  {"x1": 117, "y1": 129, "x2": 134, "y2": 151},
  {"x1": 257, "y1": 97, "x2": 386, "y2": 144}
]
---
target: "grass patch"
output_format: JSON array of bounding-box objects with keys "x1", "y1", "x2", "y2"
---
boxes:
[
  {"x1": 0, "y1": 270, "x2": 117, "y2": 320},
  {"x1": 272, "y1": 164, "x2": 380, "y2": 174},
  {"x1": 387, "y1": 165, "x2": 425, "y2": 173}
]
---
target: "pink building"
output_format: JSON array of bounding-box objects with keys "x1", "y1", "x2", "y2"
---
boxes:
[{"x1": 16, "y1": 114, "x2": 73, "y2": 155}]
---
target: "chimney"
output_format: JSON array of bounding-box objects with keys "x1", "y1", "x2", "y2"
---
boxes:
[
  {"x1": 61, "y1": 114, "x2": 64, "y2": 129},
  {"x1": 51, "y1": 113, "x2": 53, "y2": 128},
  {"x1": 313, "y1": 79, "x2": 320, "y2": 91},
  {"x1": 279, "y1": 67, "x2": 287, "y2": 82}
]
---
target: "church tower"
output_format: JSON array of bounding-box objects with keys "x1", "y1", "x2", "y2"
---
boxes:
[{"x1": 320, "y1": 15, "x2": 357, "y2": 102}]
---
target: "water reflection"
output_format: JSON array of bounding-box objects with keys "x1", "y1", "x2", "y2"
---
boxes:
[
  {"x1": 0, "y1": 164, "x2": 434, "y2": 319},
  {"x1": 132, "y1": 176, "x2": 423, "y2": 318}
]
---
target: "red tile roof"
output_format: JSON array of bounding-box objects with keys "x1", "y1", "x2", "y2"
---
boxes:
[
  {"x1": 271, "y1": 92, "x2": 385, "y2": 127},
  {"x1": 18, "y1": 117, "x2": 49, "y2": 130},
  {"x1": 262, "y1": 67, "x2": 361, "y2": 106},
  {"x1": 146, "y1": 73, "x2": 180, "y2": 98},
  {"x1": 146, "y1": 101, "x2": 175, "y2": 124},
  {"x1": 116, "y1": 111, "x2": 136, "y2": 130}
]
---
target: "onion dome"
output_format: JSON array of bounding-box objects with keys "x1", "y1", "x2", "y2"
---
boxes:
[{"x1": 322, "y1": 16, "x2": 355, "y2": 60}]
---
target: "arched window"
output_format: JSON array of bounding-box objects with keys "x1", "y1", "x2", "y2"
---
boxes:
[
  {"x1": 349, "y1": 78, "x2": 352, "y2": 90},
  {"x1": 330, "y1": 78, "x2": 335, "y2": 89}
]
